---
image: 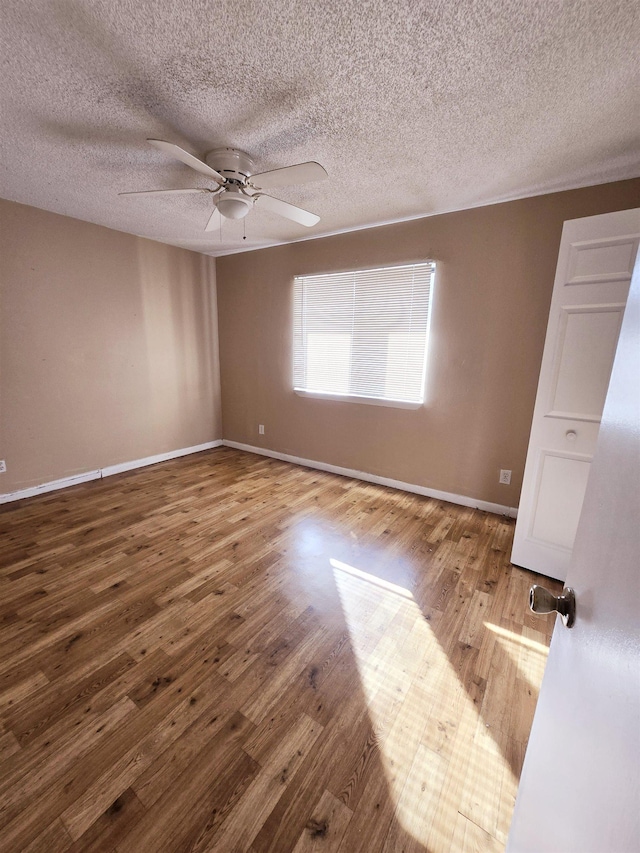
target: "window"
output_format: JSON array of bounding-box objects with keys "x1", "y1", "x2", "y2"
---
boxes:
[{"x1": 293, "y1": 262, "x2": 435, "y2": 407}]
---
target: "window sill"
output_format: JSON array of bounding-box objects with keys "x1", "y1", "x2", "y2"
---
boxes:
[{"x1": 294, "y1": 389, "x2": 422, "y2": 410}]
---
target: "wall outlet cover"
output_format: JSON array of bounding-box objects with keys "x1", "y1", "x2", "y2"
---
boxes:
[
  {"x1": 0, "y1": 460, "x2": 6, "y2": 473},
  {"x1": 499, "y1": 469, "x2": 512, "y2": 485}
]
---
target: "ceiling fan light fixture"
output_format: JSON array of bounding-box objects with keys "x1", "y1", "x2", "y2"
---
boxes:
[{"x1": 216, "y1": 190, "x2": 253, "y2": 220}]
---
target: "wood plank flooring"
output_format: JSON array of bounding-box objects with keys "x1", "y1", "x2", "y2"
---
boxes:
[{"x1": 0, "y1": 448, "x2": 561, "y2": 852}]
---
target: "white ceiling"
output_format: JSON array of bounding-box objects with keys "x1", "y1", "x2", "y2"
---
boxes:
[{"x1": 1, "y1": 1, "x2": 639, "y2": 257}]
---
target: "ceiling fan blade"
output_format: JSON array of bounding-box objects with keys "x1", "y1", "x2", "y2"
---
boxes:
[
  {"x1": 253, "y1": 193, "x2": 320, "y2": 227},
  {"x1": 147, "y1": 139, "x2": 226, "y2": 183},
  {"x1": 119, "y1": 188, "x2": 214, "y2": 196},
  {"x1": 205, "y1": 206, "x2": 222, "y2": 232},
  {"x1": 249, "y1": 161, "x2": 327, "y2": 190}
]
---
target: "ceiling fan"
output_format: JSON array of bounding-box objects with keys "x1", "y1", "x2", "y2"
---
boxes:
[{"x1": 120, "y1": 139, "x2": 328, "y2": 231}]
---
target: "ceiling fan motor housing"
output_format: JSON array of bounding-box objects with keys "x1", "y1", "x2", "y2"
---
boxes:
[
  {"x1": 206, "y1": 148, "x2": 256, "y2": 220},
  {"x1": 205, "y1": 147, "x2": 255, "y2": 183}
]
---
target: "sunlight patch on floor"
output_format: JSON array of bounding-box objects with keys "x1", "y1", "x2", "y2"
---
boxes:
[
  {"x1": 484, "y1": 621, "x2": 549, "y2": 689},
  {"x1": 329, "y1": 558, "x2": 414, "y2": 599},
  {"x1": 332, "y1": 559, "x2": 516, "y2": 850}
]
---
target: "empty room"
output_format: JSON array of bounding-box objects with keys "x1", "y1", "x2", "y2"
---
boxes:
[{"x1": 1, "y1": 2, "x2": 638, "y2": 851}]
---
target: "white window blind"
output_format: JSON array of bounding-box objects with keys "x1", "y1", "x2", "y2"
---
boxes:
[{"x1": 293, "y1": 262, "x2": 435, "y2": 406}]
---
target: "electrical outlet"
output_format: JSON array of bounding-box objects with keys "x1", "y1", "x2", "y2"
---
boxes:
[
  {"x1": 499, "y1": 469, "x2": 511, "y2": 485},
  {"x1": 0, "y1": 460, "x2": 6, "y2": 473},
  {"x1": 258, "y1": 424, "x2": 265, "y2": 435}
]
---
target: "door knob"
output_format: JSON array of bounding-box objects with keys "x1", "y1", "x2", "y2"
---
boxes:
[{"x1": 529, "y1": 585, "x2": 576, "y2": 628}]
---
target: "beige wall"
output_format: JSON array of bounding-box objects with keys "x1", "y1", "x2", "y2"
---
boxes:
[
  {"x1": 217, "y1": 179, "x2": 640, "y2": 508},
  {"x1": 0, "y1": 199, "x2": 221, "y2": 494}
]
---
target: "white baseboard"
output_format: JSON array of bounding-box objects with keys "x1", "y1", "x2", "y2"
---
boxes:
[
  {"x1": 1, "y1": 438, "x2": 517, "y2": 518},
  {"x1": 101, "y1": 441, "x2": 223, "y2": 477},
  {"x1": 222, "y1": 439, "x2": 518, "y2": 518},
  {"x1": 0, "y1": 440, "x2": 223, "y2": 504},
  {"x1": 0, "y1": 469, "x2": 102, "y2": 504}
]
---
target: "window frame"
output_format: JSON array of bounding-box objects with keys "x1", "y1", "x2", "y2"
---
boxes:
[{"x1": 292, "y1": 261, "x2": 436, "y2": 409}]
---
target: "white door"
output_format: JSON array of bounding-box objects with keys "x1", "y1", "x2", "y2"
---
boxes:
[
  {"x1": 512, "y1": 208, "x2": 640, "y2": 581},
  {"x1": 507, "y1": 252, "x2": 640, "y2": 852}
]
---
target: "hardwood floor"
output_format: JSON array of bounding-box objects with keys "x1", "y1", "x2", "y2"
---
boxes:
[{"x1": 0, "y1": 448, "x2": 561, "y2": 852}]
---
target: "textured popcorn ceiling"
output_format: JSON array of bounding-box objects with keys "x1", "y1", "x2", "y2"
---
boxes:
[{"x1": 1, "y1": 1, "x2": 639, "y2": 257}]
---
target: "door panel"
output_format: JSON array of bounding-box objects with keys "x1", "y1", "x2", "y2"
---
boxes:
[
  {"x1": 530, "y1": 452, "x2": 591, "y2": 550},
  {"x1": 567, "y1": 235, "x2": 639, "y2": 284},
  {"x1": 512, "y1": 208, "x2": 639, "y2": 581},
  {"x1": 549, "y1": 305, "x2": 625, "y2": 419}
]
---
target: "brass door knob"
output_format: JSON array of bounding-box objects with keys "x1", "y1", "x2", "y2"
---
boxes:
[{"x1": 529, "y1": 585, "x2": 576, "y2": 628}]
